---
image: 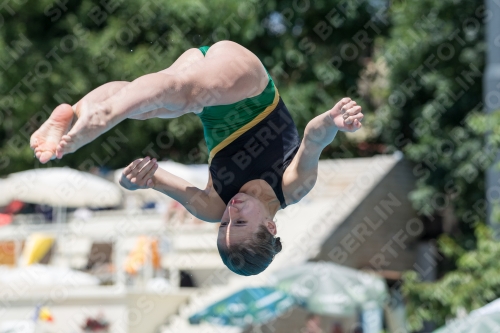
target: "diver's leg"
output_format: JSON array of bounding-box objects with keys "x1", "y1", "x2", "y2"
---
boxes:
[
  {"x1": 30, "y1": 104, "x2": 74, "y2": 164},
  {"x1": 31, "y1": 48, "x2": 204, "y2": 163},
  {"x1": 31, "y1": 81, "x2": 130, "y2": 163},
  {"x1": 53, "y1": 41, "x2": 266, "y2": 160}
]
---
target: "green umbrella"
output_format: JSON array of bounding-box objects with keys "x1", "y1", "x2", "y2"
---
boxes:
[
  {"x1": 188, "y1": 287, "x2": 299, "y2": 328},
  {"x1": 271, "y1": 262, "x2": 388, "y2": 316},
  {"x1": 433, "y1": 299, "x2": 500, "y2": 333}
]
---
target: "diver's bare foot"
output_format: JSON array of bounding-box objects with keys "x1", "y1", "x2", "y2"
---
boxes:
[
  {"x1": 31, "y1": 104, "x2": 74, "y2": 164},
  {"x1": 55, "y1": 101, "x2": 112, "y2": 159}
]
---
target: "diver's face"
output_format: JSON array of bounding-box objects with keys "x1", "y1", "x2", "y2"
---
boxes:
[{"x1": 217, "y1": 193, "x2": 277, "y2": 248}]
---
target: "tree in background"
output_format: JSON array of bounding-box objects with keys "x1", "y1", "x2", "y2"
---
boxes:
[
  {"x1": 400, "y1": 107, "x2": 500, "y2": 331},
  {"x1": 370, "y1": 0, "x2": 500, "y2": 330},
  {"x1": 403, "y1": 222, "x2": 500, "y2": 330},
  {"x1": 372, "y1": 0, "x2": 488, "y2": 238},
  {"x1": 0, "y1": 0, "x2": 385, "y2": 175}
]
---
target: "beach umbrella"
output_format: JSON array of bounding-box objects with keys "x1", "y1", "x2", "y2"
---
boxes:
[
  {"x1": 271, "y1": 262, "x2": 388, "y2": 316},
  {"x1": 188, "y1": 287, "x2": 298, "y2": 328},
  {"x1": 433, "y1": 298, "x2": 500, "y2": 333},
  {"x1": 0, "y1": 179, "x2": 13, "y2": 207},
  {"x1": 0, "y1": 167, "x2": 122, "y2": 208}
]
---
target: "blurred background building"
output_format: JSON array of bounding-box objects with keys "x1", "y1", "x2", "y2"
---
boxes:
[
  {"x1": 0, "y1": 0, "x2": 498, "y2": 332},
  {"x1": 0, "y1": 155, "x2": 436, "y2": 333}
]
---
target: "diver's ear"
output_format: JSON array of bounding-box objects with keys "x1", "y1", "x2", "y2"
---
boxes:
[{"x1": 265, "y1": 218, "x2": 277, "y2": 235}]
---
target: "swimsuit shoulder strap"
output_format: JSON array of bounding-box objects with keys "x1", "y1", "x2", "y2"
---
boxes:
[{"x1": 198, "y1": 46, "x2": 210, "y2": 56}]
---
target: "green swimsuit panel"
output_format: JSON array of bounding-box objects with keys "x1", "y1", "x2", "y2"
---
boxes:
[
  {"x1": 195, "y1": 45, "x2": 277, "y2": 156},
  {"x1": 198, "y1": 45, "x2": 210, "y2": 56}
]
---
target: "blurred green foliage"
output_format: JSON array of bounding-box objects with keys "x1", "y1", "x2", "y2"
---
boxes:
[
  {"x1": 403, "y1": 224, "x2": 500, "y2": 331},
  {"x1": 0, "y1": 0, "x2": 384, "y2": 174},
  {"x1": 377, "y1": 0, "x2": 499, "y2": 330},
  {"x1": 375, "y1": 0, "x2": 487, "y2": 236},
  {"x1": 401, "y1": 110, "x2": 500, "y2": 331}
]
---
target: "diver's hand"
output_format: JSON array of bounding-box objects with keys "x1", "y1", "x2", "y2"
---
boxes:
[
  {"x1": 329, "y1": 97, "x2": 364, "y2": 132},
  {"x1": 119, "y1": 157, "x2": 158, "y2": 190}
]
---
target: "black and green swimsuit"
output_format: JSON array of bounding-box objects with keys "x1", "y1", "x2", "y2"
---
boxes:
[{"x1": 196, "y1": 46, "x2": 300, "y2": 209}]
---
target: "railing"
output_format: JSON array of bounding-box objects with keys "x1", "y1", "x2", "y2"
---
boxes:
[
  {"x1": 12, "y1": 213, "x2": 48, "y2": 225},
  {"x1": 9, "y1": 209, "x2": 218, "y2": 233}
]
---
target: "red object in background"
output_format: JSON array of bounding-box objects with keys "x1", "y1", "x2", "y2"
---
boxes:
[
  {"x1": 0, "y1": 200, "x2": 22, "y2": 227},
  {"x1": 0, "y1": 213, "x2": 12, "y2": 226},
  {"x1": 4, "y1": 200, "x2": 24, "y2": 214},
  {"x1": 82, "y1": 314, "x2": 109, "y2": 332}
]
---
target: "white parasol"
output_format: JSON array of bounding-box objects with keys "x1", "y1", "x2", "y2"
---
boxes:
[{"x1": 0, "y1": 167, "x2": 122, "y2": 208}]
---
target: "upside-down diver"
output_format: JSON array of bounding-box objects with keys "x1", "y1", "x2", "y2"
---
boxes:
[{"x1": 31, "y1": 41, "x2": 364, "y2": 276}]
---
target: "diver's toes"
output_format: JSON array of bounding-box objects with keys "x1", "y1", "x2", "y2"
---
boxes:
[
  {"x1": 39, "y1": 151, "x2": 54, "y2": 164},
  {"x1": 30, "y1": 138, "x2": 38, "y2": 149}
]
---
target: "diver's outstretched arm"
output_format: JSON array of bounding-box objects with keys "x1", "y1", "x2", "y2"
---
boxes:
[
  {"x1": 152, "y1": 168, "x2": 224, "y2": 222},
  {"x1": 120, "y1": 157, "x2": 224, "y2": 222},
  {"x1": 282, "y1": 97, "x2": 363, "y2": 204}
]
